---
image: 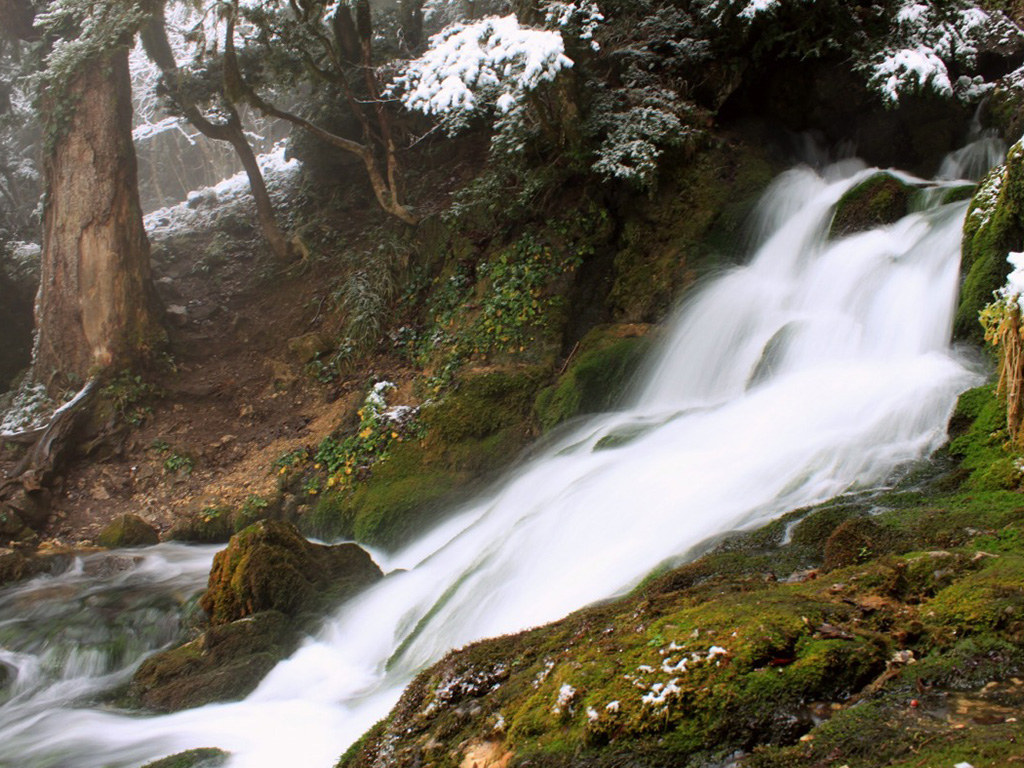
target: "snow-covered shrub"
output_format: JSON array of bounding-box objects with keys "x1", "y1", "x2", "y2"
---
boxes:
[
  {"x1": 589, "y1": 86, "x2": 705, "y2": 189},
  {"x1": 867, "y1": 1, "x2": 1023, "y2": 105},
  {"x1": 389, "y1": 14, "x2": 574, "y2": 117}
]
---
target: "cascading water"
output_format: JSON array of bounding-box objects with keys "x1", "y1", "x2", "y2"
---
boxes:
[{"x1": 0, "y1": 154, "x2": 986, "y2": 767}]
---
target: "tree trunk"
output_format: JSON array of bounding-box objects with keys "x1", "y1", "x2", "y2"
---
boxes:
[{"x1": 34, "y1": 46, "x2": 162, "y2": 388}]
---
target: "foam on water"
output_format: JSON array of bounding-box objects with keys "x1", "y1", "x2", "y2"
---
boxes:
[{"x1": 0, "y1": 155, "x2": 986, "y2": 767}]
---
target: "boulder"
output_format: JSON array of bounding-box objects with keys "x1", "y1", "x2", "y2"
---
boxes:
[
  {"x1": 97, "y1": 514, "x2": 160, "y2": 548},
  {"x1": 140, "y1": 748, "x2": 229, "y2": 768},
  {"x1": 829, "y1": 172, "x2": 915, "y2": 239},
  {"x1": 129, "y1": 611, "x2": 294, "y2": 712},
  {"x1": 199, "y1": 520, "x2": 382, "y2": 625}
]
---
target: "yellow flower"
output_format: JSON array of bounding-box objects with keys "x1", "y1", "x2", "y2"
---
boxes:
[
  {"x1": 359, "y1": 427, "x2": 373, "y2": 439},
  {"x1": 345, "y1": 467, "x2": 353, "y2": 475},
  {"x1": 391, "y1": 432, "x2": 399, "y2": 439}
]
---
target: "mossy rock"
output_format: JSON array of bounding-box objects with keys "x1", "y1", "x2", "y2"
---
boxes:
[
  {"x1": 609, "y1": 139, "x2": 777, "y2": 322},
  {"x1": 421, "y1": 366, "x2": 546, "y2": 444},
  {"x1": 955, "y1": 142, "x2": 1024, "y2": 342},
  {"x1": 130, "y1": 611, "x2": 295, "y2": 712},
  {"x1": 140, "y1": 749, "x2": 229, "y2": 768},
  {"x1": 97, "y1": 514, "x2": 160, "y2": 548},
  {"x1": 199, "y1": 520, "x2": 382, "y2": 625},
  {"x1": 534, "y1": 325, "x2": 651, "y2": 432},
  {"x1": 984, "y1": 84, "x2": 1024, "y2": 144},
  {"x1": 166, "y1": 506, "x2": 235, "y2": 544},
  {"x1": 829, "y1": 172, "x2": 914, "y2": 239},
  {"x1": 822, "y1": 516, "x2": 886, "y2": 571}
]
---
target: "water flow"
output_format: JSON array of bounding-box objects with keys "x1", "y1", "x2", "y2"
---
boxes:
[{"x1": 0, "y1": 158, "x2": 980, "y2": 768}]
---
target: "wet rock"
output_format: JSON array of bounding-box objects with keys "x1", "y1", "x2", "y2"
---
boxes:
[
  {"x1": 829, "y1": 172, "x2": 915, "y2": 239},
  {"x1": 200, "y1": 520, "x2": 382, "y2": 625},
  {"x1": 130, "y1": 611, "x2": 295, "y2": 712},
  {"x1": 97, "y1": 514, "x2": 160, "y2": 549},
  {"x1": 140, "y1": 747, "x2": 230, "y2": 768}
]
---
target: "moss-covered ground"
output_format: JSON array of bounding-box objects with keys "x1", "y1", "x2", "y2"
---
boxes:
[{"x1": 339, "y1": 384, "x2": 1024, "y2": 768}]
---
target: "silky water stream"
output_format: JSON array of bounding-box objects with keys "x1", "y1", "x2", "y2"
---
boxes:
[{"x1": 0, "y1": 154, "x2": 991, "y2": 766}]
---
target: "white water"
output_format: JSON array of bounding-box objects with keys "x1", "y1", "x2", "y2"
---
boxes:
[{"x1": 0, "y1": 158, "x2": 983, "y2": 767}]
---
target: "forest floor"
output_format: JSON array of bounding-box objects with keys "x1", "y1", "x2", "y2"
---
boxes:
[{"x1": 0, "y1": 167, "x2": 420, "y2": 546}]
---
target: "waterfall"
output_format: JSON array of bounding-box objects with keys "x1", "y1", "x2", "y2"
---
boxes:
[{"x1": 0, "y1": 156, "x2": 984, "y2": 768}]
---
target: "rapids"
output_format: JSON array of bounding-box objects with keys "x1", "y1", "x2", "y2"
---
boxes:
[{"x1": 0, "y1": 153, "x2": 989, "y2": 767}]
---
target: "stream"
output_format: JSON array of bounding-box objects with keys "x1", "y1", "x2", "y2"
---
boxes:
[{"x1": 0, "y1": 147, "x2": 994, "y2": 767}]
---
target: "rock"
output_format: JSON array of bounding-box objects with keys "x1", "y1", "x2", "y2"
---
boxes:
[
  {"x1": 287, "y1": 332, "x2": 333, "y2": 364},
  {"x1": 199, "y1": 520, "x2": 382, "y2": 625},
  {"x1": 97, "y1": 514, "x2": 160, "y2": 548},
  {"x1": 0, "y1": 547, "x2": 27, "y2": 584},
  {"x1": 5, "y1": 488, "x2": 52, "y2": 530},
  {"x1": 0, "y1": 506, "x2": 27, "y2": 542},
  {"x1": 823, "y1": 517, "x2": 884, "y2": 571},
  {"x1": 534, "y1": 325, "x2": 652, "y2": 432},
  {"x1": 166, "y1": 304, "x2": 189, "y2": 327},
  {"x1": 129, "y1": 611, "x2": 295, "y2": 712},
  {"x1": 829, "y1": 172, "x2": 915, "y2": 239},
  {"x1": 140, "y1": 748, "x2": 229, "y2": 768}
]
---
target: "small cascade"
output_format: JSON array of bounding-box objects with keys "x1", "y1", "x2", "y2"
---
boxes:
[{"x1": 0, "y1": 150, "x2": 984, "y2": 768}]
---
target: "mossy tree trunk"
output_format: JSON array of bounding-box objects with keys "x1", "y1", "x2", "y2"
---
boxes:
[{"x1": 34, "y1": 45, "x2": 163, "y2": 389}]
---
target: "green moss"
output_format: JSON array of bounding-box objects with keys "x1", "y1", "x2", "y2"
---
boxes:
[
  {"x1": 946, "y1": 385, "x2": 1018, "y2": 490},
  {"x1": 830, "y1": 172, "x2": 915, "y2": 239},
  {"x1": 956, "y1": 144, "x2": 1024, "y2": 342},
  {"x1": 422, "y1": 367, "x2": 546, "y2": 443},
  {"x1": 199, "y1": 520, "x2": 382, "y2": 625},
  {"x1": 97, "y1": 514, "x2": 160, "y2": 548},
  {"x1": 609, "y1": 139, "x2": 777, "y2": 322},
  {"x1": 141, "y1": 749, "x2": 229, "y2": 768},
  {"x1": 535, "y1": 326, "x2": 651, "y2": 432}
]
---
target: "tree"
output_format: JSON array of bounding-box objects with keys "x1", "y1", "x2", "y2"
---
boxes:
[
  {"x1": 228, "y1": 0, "x2": 419, "y2": 224},
  {"x1": 140, "y1": 0, "x2": 296, "y2": 262},
  {"x1": 0, "y1": 0, "x2": 163, "y2": 496}
]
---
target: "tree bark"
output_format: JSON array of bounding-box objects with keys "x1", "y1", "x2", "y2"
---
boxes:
[{"x1": 34, "y1": 46, "x2": 163, "y2": 388}]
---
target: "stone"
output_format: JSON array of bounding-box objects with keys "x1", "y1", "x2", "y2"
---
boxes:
[
  {"x1": 97, "y1": 514, "x2": 160, "y2": 548},
  {"x1": 287, "y1": 332, "x2": 333, "y2": 364},
  {"x1": 199, "y1": 520, "x2": 382, "y2": 625}
]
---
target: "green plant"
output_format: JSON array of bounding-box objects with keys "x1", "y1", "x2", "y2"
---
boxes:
[
  {"x1": 102, "y1": 371, "x2": 159, "y2": 427},
  {"x1": 163, "y1": 452, "x2": 194, "y2": 475},
  {"x1": 314, "y1": 381, "x2": 425, "y2": 493}
]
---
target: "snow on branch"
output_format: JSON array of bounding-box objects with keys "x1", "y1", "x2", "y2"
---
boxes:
[
  {"x1": 868, "y1": 1, "x2": 1022, "y2": 105},
  {"x1": 388, "y1": 15, "x2": 574, "y2": 116}
]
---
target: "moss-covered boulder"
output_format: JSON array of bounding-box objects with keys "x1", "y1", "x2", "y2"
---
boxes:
[
  {"x1": 129, "y1": 611, "x2": 295, "y2": 711},
  {"x1": 956, "y1": 140, "x2": 1024, "y2": 341},
  {"x1": 829, "y1": 172, "x2": 915, "y2": 239},
  {"x1": 141, "y1": 748, "x2": 229, "y2": 768},
  {"x1": 97, "y1": 514, "x2": 160, "y2": 548},
  {"x1": 131, "y1": 522, "x2": 382, "y2": 711},
  {"x1": 535, "y1": 325, "x2": 651, "y2": 432},
  {"x1": 200, "y1": 520, "x2": 382, "y2": 625}
]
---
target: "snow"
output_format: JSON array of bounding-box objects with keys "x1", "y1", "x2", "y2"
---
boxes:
[
  {"x1": 737, "y1": 0, "x2": 779, "y2": 20},
  {"x1": 0, "y1": 384, "x2": 53, "y2": 435},
  {"x1": 143, "y1": 145, "x2": 300, "y2": 240},
  {"x1": 1001, "y1": 251, "x2": 1024, "y2": 309},
  {"x1": 389, "y1": 15, "x2": 573, "y2": 116},
  {"x1": 553, "y1": 683, "x2": 576, "y2": 712},
  {"x1": 869, "y1": 1, "x2": 1023, "y2": 106},
  {"x1": 873, "y1": 45, "x2": 953, "y2": 104}
]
